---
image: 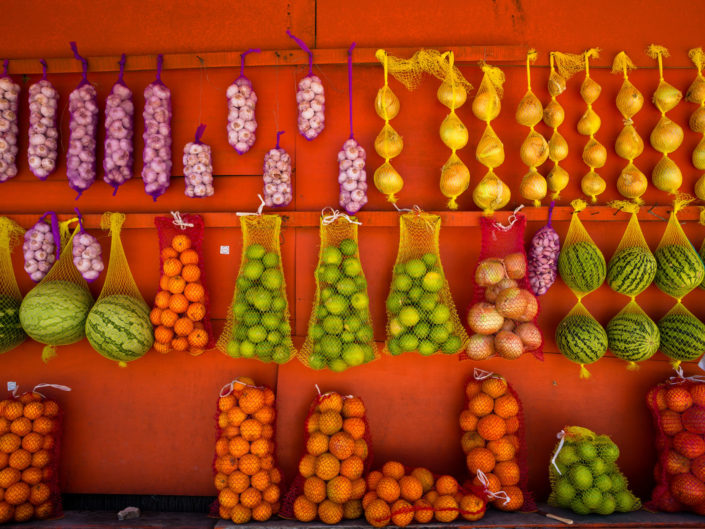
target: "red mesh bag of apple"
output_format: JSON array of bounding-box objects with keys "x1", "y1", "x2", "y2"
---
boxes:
[
  {"x1": 462, "y1": 213, "x2": 543, "y2": 361},
  {"x1": 646, "y1": 369, "x2": 705, "y2": 514}
]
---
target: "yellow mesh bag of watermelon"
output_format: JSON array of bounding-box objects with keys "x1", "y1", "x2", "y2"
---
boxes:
[
  {"x1": 300, "y1": 210, "x2": 375, "y2": 371},
  {"x1": 545, "y1": 53, "x2": 570, "y2": 200},
  {"x1": 607, "y1": 300, "x2": 659, "y2": 370},
  {"x1": 84, "y1": 212, "x2": 153, "y2": 367},
  {"x1": 555, "y1": 302, "x2": 607, "y2": 379},
  {"x1": 548, "y1": 426, "x2": 641, "y2": 515},
  {"x1": 0, "y1": 218, "x2": 26, "y2": 355},
  {"x1": 658, "y1": 303, "x2": 705, "y2": 368},
  {"x1": 688, "y1": 48, "x2": 705, "y2": 200},
  {"x1": 385, "y1": 211, "x2": 468, "y2": 356},
  {"x1": 210, "y1": 377, "x2": 282, "y2": 523},
  {"x1": 217, "y1": 214, "x2": 294, "y2": 364}
]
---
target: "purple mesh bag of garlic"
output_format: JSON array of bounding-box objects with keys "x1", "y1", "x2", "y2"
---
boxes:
[
  {"x1": 184, "y1": 124, "x2": 213, "y2": 198},
  {"x1": 142, "y1": 54, "x2": 172, "y2": 200},
  {"x1": 24, "y1": 212, "x2": 59, "y2": 283},
  {"x1": 67, "y1": 42, "x2": 99, "y2": 198},
  {"x1": 0, "y1": 60, "x2": 20, "y2": 183},
  {"x1": 287, "y1": 30, "x2": 325, "y2": 140},
  {"x1": 72, "y1": 208, "x2": 103, "y2": 282},
  {"x1": 527, "y1": 202, "x2": 561, "y2": 296},
  {"x1": 103, "y1": 54, "x2": 134, "y2": 194},
  {"x1": 263, "y1": 131, "x2": 292, "y2": 207},
  {"x1": 28, "y1": 60, "x2": 58, "y2": 180},
  {"x1": 227, "y1": 48, "x2": 260, "y2": 154}
]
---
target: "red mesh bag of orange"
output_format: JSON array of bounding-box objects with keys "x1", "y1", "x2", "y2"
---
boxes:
[
  {"x1": 210, "y1": 377, "x2": 282, "y2": 524},
  {"x1": 0, "y1": 382, "x2": 70, "y2": 525},
  {"x1": 151, "y1": 213, "x2": 214, "y2": 355},
  {"x1": 280, "y1": 389, "x2": 373, "y2": 524},
  {"x1": 460, "y1": 369, "x2": 536, "y2": 512},
  {"x1": 462, "y1": 213, "x2": 543, "y2": 362},
  {"x1": 646, "y1": 370, "x2": 705, "y2": 513}
]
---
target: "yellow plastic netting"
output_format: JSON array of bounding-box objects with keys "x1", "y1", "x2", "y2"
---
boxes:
[
  {"x1": 299, "y1": 213, "x2": 376, "y2": 371},
  {"x1": 0, "y1": 217, "x2": 26, "y2": 354},
  {"x1": 217, "y1": 214, "x2": 295, "y2": 364},
  {"x1": 658, "y1": 301, "x2": 705, "y2": 368},
  {"x1": 688, "y1": 48, "x2": 705, "y2": 200},
  {"x1": 555, "y1": 301, "x2": 607, "y2": 378},
  {"x1": 545, "y1": 53, "x2": 570, "y2": 200},
  {"x1": 385, "y1": 211, "x2": 468, "y2": 356},
  {"x1": 606, "y1": 299, "x2": 659, "y2": 370}
]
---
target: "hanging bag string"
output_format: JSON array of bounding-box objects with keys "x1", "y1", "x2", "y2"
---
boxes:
[
  {"x1": 74, "y1": 207, "x2": 87, "y2": 233},
  {"x1": 194, "y1": 123, "x2": 206, "y2": 144},
  {"x1": 239, "y1": 48, "x2": 260, "y2": 79},
  {"x1": 32, "y1": 383, "x2": 72, "y2": 398},
  {"x1": 171, "y1": 211, "x2": 194, "y2": 230},
  {"x1": 39, "y1": 58, "x2": 48, "y2": 80},
  {"x1": 347, "y1": 42, "x2": 356, "y2": 139},
  {"x1": 669, "y1": 365, "x2": 705, "y2": 384},
  {"x1": 547, "y1": 200, "x2": 555, "y2": 228},
  {"x1": 275, "y1": 130, "x2": 285, "y2": 149},
  {"x1": 236, "y1": 194, "x2": 266, "y2": 217},
  {"x1": 550, "y1": 430, "x2": 567, "y2": 475},
  {"x1": 473, "y1": 368, "x2": 495, "y2": 381},
  {"x1": 155, "y1": 53, "x2": 164, "y2": 84},
  {"x1": 117, "y1": 53, "x2": 126, "y2": 84},
  {"x1": 475, "y1": 470, "x2": 511, "y2": 505},
  {"x1": 69, "y1": 41, "x2": 88, "y2": 84},
  {"x1": 286, "y1": 30, "x2": 314, "y2": 75},
  {"x1": 494, "y1": 205, "x2": 525, "y2": 231},
  {"x1": 321, "y1": 207, "x2": 362, "y2": 226}
]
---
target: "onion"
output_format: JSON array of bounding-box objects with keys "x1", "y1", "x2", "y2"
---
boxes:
[
  {"x1": 695, "y1": 174, "x2": 705, "y2": 201},
  {"x1": 583, "y1": 138, "x2": 607, "y2": 168},
  {"x1": 616, "y1": 80, "x2": 644, "y2": 119},
  {"x1": 617, "y1": 163, "x2": 648, "y2": 200},
  {"x1": 548, "y1": 131, "x2": 568, "y2": 162},
  {"x1": 476, "y1": 128, "x2": 504, "y2": 168},
  {"x1": 650, "y1": 116, "x2": 684, "y2": 154},
  {"x1": 653, "y1": 80, "x2": 682, "y2": 113},
  {"x1": 577, "y1": 108, "x2": 601, "y2": 136},
  {"x1": 515, "y1": 91, "x2": 543, "y2": 127},
  {"x1": 693, "y1": 137, "x2": 705, "y2": 170},
  {"x1": 517, "y1": 290, "x2": 539, "y2": 321},
  {"x1": 495, "y1": 331, "x2": 524, "y2": 360},
  {"x1": 440, "y1": 160, "x2": 470, "y2": 209},
  {"x1": 437, "y1": 81, "x2": 467, "y2": 110},
  {"x1": 690, "y1": 107, "x2": 705, "y2": 133},
  {"x1": 439, "y1": 113, "x2": 468, "y2": 150},
  {"x1": 475, "y1": 258, "x2": 505, "y2": 287},
  {"x1": 687, "y1": 76, "x2": 705, "y2": 105},
  {"x1": 472, "y1": 91, "x2": 500, "y2": 122},
  {"x1": 652, "y1": 156, "x2": 682, "y2": 193},
  {"x1": 520, "y1": 131, "x2": 549, "y2": 167},
  {"x1": 467, "y1": 302, "x2": 504, "y2": 335},
  {"x1": 580, "y1": 77, "x2": 602, "y2": 104},
  {"x1": 615, "y1": 125, "x2": 644, "y2": 160},
  {"x1": 515, "y1": 323, "x2": 542, "y2": 350},
  {"x1": 548, "y1": 71, "x2": 567, "y2": 97},
  {"x1": 374, "y1": 162, "x2": 403, "y2": 202},
  {"x1": 581, "y1": 170, "x2": 606, "y2": 200},
  {"x1": 374, "y1": 124, "x2": 403, "y2": 159},
  {"x1": 501, "y1": 319, "x2": 516, "y2": 332},
  {"x1": 543, "y1": 100, "x2": 565, "y2": 128},
  {"x1": 473, "y1": 172, "x2": 510, "y2": 214},
  {"x1": 466, "y1": 334, "x2": 494, "y2": 360},
  {"x1": 485, "y1": 278, "x2": 518, "y2": 303},
  {"x1": 547, "y1": 165, "x2": 569, "y2": 196},
  {"x1": 520, "y1": 169, "x2": 547, "y2": 206},
  {"x1": 495, "y1": 287, "x2": 527, "y2": 319},
  {"x1": 504, "y1": 253, "x2": 526, "y2": 280},
  {"x1": 375, "y1": 86, "x2": 400, "y2": 119}
]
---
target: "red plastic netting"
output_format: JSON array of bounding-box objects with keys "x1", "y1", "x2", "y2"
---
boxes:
[{"x1": 461, "y1": 214, "x2": 544, "y2": 361}]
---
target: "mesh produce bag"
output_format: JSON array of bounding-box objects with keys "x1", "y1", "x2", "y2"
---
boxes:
[
  {"x1": 227, "y1": 48, "x2": 260, "y2": 155},
  {"x1": 0, "y1": 218, "x2": 26, "y2": 355},
  {"x1": 183, "y1": 124, "x2": 214, "y2": 198},
  {"x1": 210, "y1": 377, "x2": 282, "y2": 523},
  {"x1": 0, "y1": 60, "x2": 20, "y2": 184},
  {"x1": 23, "y1": 212, "x2": 59, "y2": 283},
  {"x1": 28, "y1": 59, "x2": 59, "y2": 181},
  {"x1": 548, "y1": 426, "x2": 641, "y2": 515},
  {"x1": 545, "y1": 53, "x2": 570, "y2": 200},
  {"x1": 527, "y1": 202, "x2": 560, "y2": 296},
  {"x1": 103, "y1": 54, "x2": 134, "y2": 194},
  {"x1": 0, "y1": 382, "x2": 70, "y2": 524},
  {"x1": 578, "y1": 49, "x2": 606, "y2": 203},
  {"x1": 281, "y1": 390, "x2": 373, "y2": 524},
  {"x1": 606, "y1": 204, "x2": 655, "y2": 297},
  {"x1": 463, "y1": 212, "x2": 543, "y2": 361},
  {"x1": 555, "y1": 302, "x2": 607, "y2": 378},
  {"x1": 607, "y1": 300, "x2": 659, "y2": 369},
  {"x1": 688, "y1": 48, "x2": 705, "y2": 200},
  {"x1": 84, "y1": 213, "x2": 152, "y2": 366},
  {"x1": 657, "y1": 303, "x2": 705, "y2": 368},
  {"x1": 151, "y1": 213, "x2": 214, "y2": 355},
  {"x1": 262, "y1": 132, "x2": 292, "y2": 208},
  {"x1": 72, "y1": 208, "x2": 104, "y2": 283},
  {"x1": 141, "y1": 54, "x2": 172, "y2": 201},
  {"x1": 300, "y1": 212, "x2": 375, "y2": 371},
  {"x1": 217, "y1": 214, "x2": 294, "y2": 364},
  {"x1": 287, "y1": 30, "x2": 325, "y2": 141},
  {"x1": 385, "y1": 211, "x2": 468, "y2": 356},
  {"x1": 460, "y1": 369, "x2": 535, "y2": 512}
]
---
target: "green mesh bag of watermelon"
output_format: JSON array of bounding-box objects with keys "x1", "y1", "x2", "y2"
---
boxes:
[
  {"x1": 555, "y1": 302, "x2": 607, "y2": 378},
  {"x1": 657, "y1": 302, "x2": 705, "y2": 368},
  {"x1": 607, "y1": 300, "x2": 659, "y2": 369},
  {"x1": 548, "y1": 426, "x2": 641, "y2": 515},
  {"x1": 0, "y1": 217, "x2": 26, "y2": 355},
  {"x1": 85, "y1": 212, "x2": 153, "y2": 367},
  {"x1": 217, "y1": 214, "x2": 295, "y2": 364}
]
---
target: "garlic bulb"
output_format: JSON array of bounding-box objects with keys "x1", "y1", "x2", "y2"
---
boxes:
[
  {"x1": 23, "y1": 219, "x2": 56, "y2": 283},
  {"x1": 338, "y1": 138, "x2": 367, "y2": 214},
  {"x1": 72, "y1": 231, "x2": 103, "y2": 282}
]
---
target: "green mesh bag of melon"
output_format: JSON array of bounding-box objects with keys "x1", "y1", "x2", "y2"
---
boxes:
[
  {"x1": 658, "y1": 302, "x2": 705, "y2": 367},
  {"x1": 385, "y1": 211, "x2": 468, "y2": 356},
  {"x1": 217, "y1": 214, "x2": 295, "y2": 364},
  {"x1": 548, "y1": 426, "x2": 641, "y2": 515},
  {"x1": 607, "y1": 300, "x2": 659, "y2": 369},
  {"x1": 85, "y1": 213, "x2": 153, "y2": 367},
  {"x1": 654, "y1": 196, "x2": 704, "y2": 300},
  {"x1": 555, "y1": 302, "x2": 607, "y2": 378},
  {"x1": 300, "y1": 213, "x2": 376, "y2": 371},
  {"x1": 558, "y1": 200, "x2": 606, "y2": 297},
  {"x1": 0, "y1": 218, "x2": 26, "y2": 354}
]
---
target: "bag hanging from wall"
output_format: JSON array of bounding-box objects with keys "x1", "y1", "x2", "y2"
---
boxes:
[
  {"x1": 262, "y1": 131, "x2": 293, "y2": 208},
  {"x1": 28, "y1": 59, "x2": 59, "y2": 181},
  {"x1": 527, "y1": 201, "x2": 560, "y2": 296},
  {"x1": 183, "y1": 125, "x2": 214, "y2": 198},
  {"x1": 23, "y1": 213, "x2": 59, "y2": 284},
  {"x1": 103, "y1": 54, "x2": 134, "y2": 194},
  {"x1": 71, "y1": 208, "x2": 103, "y2": 283},
  {"x1": 287, "y1": 30, "x2": 325, "y2": 141},
  {"x1": 227, "y1": 48, "x2": 260, "y2": 155},
  {"x1": 0, "y1": 218, "x2": 26, "y2": 355},
  {"x1": 142, "y1": 54, "x2": 173, "y2": 201},
  {"x1": 0, "y1": 59, "x2": 20, "y2": 184}
]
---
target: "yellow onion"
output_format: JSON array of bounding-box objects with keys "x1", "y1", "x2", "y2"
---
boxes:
[
  {"x1": 472, "y1": 91, "x2": 501, "y2": 122},
  {"x1": 581, "y1": 170, "x2": 606, "y2": 201},
  {"x1": 690, "y1": 106, "x2": 705, "y2": 133},
  {"x1": 583, "y1": 138, "x2": 607, "y2": 168},
  {"x1": 440, "y1": 158, "x2": 470, "y2": 209},
  {"x1": 617, "y1": 163, "x2": 648, "y2": 200},
  {"x1": 653, "y1": 80, "x2": 682, "y2": 113},
  {"x1": 652, "y1": 156, "x2": 682, "y2": 193},
  {"x1": 466, "y1": 334, "x2": 495, "y2": 360},
  {"x1": 495, "y1": 287, "x2": 527, "y2": 319},
  {"x1": 650, "y1": 116, "x2": 684, "y2": 154},
  {"x1": 520, "y1": 168, "x2": 547, "y2": 206},
  {"x1": 615, "y1": 125, "x2": 644, "y2": 160},
  {"x1": 437, "y1": 80, "x2": 467, "y2": 109},
  {"x1": 693, "y1": 137, "x2": 705, "y2": 170},
  {"x1": 476, "y1": 128, "x2": 505, "y2": 168},
  {"x1": 580, "y1": 77, "x2": 602, "y2": 104},
  {"x1": 485, "y1": 277, "x2": 518, "y2": 303},
  {"x1": 439, "y1": 113, "x2": 468, "y2": 150},
  {"x1": 374, "y1": 123, "x2": 403, "y2": 159},
  {"x1": 577, "y1": 108, "x2": 601, "y2": 136},
  {"x1": 543, "y1": 100, "x2": 565, "y2": 128},
  {"x1": 467, "y1": 302, "x2": 504, "y2": 335},
  {"x1": 516, "y1": 91, "x2": 543, "y2": 127},
  {"x1": 520, "y1": 130, "x2": 549, "y2": 167},
  {"x1": 686, "y1": 76, "x2": 705, "y2": 104},
  {"x1": 374, "y1": 86, "x2": 400, "y2": 120},
  {"x1": 504, "y1": 253, "x2": 527, "y2": 280},
  {"x1": 548, "y1": 131, "x2": 568, "y2": 162},
  {"x1": 495, "y1": 331, "x2": 524, "y2": 360},
  {"x1": 475, "y1": 258, "x2": 505, "y2": 287},
  {"x1": 473, "y1": 172, "x2": 510, "y2": 214},
  {"x1": 516, "y1": 322, "x2": 541, "y2": 350},
  {"x1": 547, "y1": 165, "x2": 569, "y2": 195},
  {"x1": 695, "y1": 174, "x2": 705, "y2": 201},
  {"x1": 616, "y1": 80, "x2": 644, "y2": 119},
  {"x1": 374, "y1": 162, "x2": 403, "y2": 202},
  {"x1": 548, "y1": 71, "x2": 566, "y2": 97}
]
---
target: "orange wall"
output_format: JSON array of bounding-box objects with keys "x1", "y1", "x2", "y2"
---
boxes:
[{"x1": 0, "y1": 0, "x2": 704, "y2": 502}]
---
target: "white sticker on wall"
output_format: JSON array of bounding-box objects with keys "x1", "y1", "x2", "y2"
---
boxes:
[{"x1": 220, "y1": 245, "x2": 230, "y2": 255}]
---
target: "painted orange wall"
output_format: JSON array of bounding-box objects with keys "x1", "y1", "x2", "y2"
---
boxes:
[{"x1": 0, "y1": 0, "x2": 704, "y2": 502}]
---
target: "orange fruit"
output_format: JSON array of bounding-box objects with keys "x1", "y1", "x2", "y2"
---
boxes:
[
  {"x1": 319, "y1": 411, "x2": 343, "y2": 435},
  {"x1": 229, "y1": 437, "x2": 249, "y2": 458},
  {"x1": 22, "y1": 403, "x2": 43, "y2": 421},
  {"x1": 411, "y1": 467, "x2": 434, "y2": 493},
  {"x1": 390, "y1": 499, "x2": 414, "y2": 527},
  {"x1": 367, "y1": 470, "x2": 383, "y2": 491},
  {"x1": 488, "y1": 436, "x2": 517, "y2": 461},
  {"x1": 350, "y1": 477, "x2": 366, "y2": 500},
  {"x1": 477, "y1": 414, "x2": 507, "y2": 441},
  {"x1": 327, "y1": 475, "x2": 353, "y2": 504},
  {"x1": 466, "y1": 447, "x2": 496, "y2": 474},
  {"x1": 465, "y1": 380, "x2": 482, "y2": 400},
  {"x1": 691, "y1": 385, "x2": 705, "y2": 408},
  {"x1": 362, "y1": 491, "x2": 378, "y2": 509},
  {"x1": 306, "y1": 432, "x2": 329, "y2": 456},
  {"x1": 318, "y1": 499, "x2": 344, "y2": 524},
  {"x1": 472, "y1": 471, "x2": 502, "y2": 493},
  {"x1": 262, "y1": 388, "x2": 275, "y2": 406},
  {"x1": 182, "y1": 264, "x2": 201, "y2": 283},
  {"x1": 168, "y1": 293, "x2": 189, "y2": 314},
  {"x1": 154, "y1": 325, "x2": 174, "y2": 345},
  {"x1": 251, "y1": 469, "x2": 271, "y2": 492},
  {"x1": 228, "y1": 471, "x2": 250, "y2": 494},
  {"x1": 35, "y1": 501, "x2": 53, "y2": 520},
  {"x1": 304, "y1": 476, "x2": 327, "y2": 503},
  {"x1": 343, "y1": 499, "x2": 363, "y2": 519},
  {"x1": 399, "y1": 475, "x2": 423, "y2": 502},
  {"x1": 315, "y1": 453, "x2": 340, "y2": 481},
  {"x1": 214, "y1": 472, "x2": 228, "y2": 491},
  {"x1": 252, "y1": 501, "x2": 272, "y2": 522},
  {"x1": 154, "y1": 290, "x2": 171, "y2": 310},
  {"x1": 180, "y1": 249, "x2": 199, "y2": 265},
  {"x1": 494, "y1": 394, "x2": 519, "y2": 419},
  {"x1": 20, "y1": 433, "x2": 43, "y2": 455},
  {"x1": 382, "y1": 461, "x2": 405, "y2": 480},
  {"x1": 10, "y1": 418, "x2": 31, "y2": 437},
  {"x1": 29, "y1": 483, "x2": 50, "y2": 506},
  {"x1": 342, "y1": 397, "x2": 366, "y2": 418},
  {"x1": 159, "y1": 274, "x2": 171, "y2": 291},
  {"x1": 494, "y1": 460, "x2": 521, "y2": 486},
  {"x1": 219, "y1": 395, "x2": 236, "y2": 412},
  {"x1": 227, "y1": 407, "x2": 247, "y2": 427},
  {"x1": 21, "y1": 467, "x2": 43, "y2": 486},
  {"x1": 33, "y1": 418, "x2": 53, "y2": 437},
  {"x1": 153, "y1": 342, "x2": 171, "y2": 354},
  {"x1": 230, "y1": 504, "x2": 251, "y2": 524},
  {"x1": 239, "y1": 487, "x2": 261, "y2": 509},
  {"x1": 293, "y1": 495, "x2": 317, "y2": 522},
  {"x1": 217, "y1": 412, "x2": 229, "y2": 429},
  {"x1": 353, "y1": 439, "x2": 368, "y2": 459},
  {"x1": 468, "y1": 393, "x2": 494, "y2": 417},
  {"x1": 365, "y1": 498, "x2": 391, "y2": 528},
  {"x1": 461, "y1": 431, "x2": 486, "y2": 454},
  {"x1": 163, "y1": 257, "x2": 183, "y2": 278},
  {"x1": 413, "y1": 498, "x2": 434, "y2": 523},
  {"x1": 3, "y1": 402, "x2": 23, "y2": 421},
  {"x1": 9, "y1": 450, "x2": 31, "y2": 471},
  {"x1": 13, "y1": 503, "x2": 33, "y2": 522},
  {"x1": 433, "y1": 494, "x2": 459, "y2": 522},
  {"x1": 460, "y1": 493, "x2": 485, "y2": 521},
  {"x1": 0, "y1": 467, "x2": 20, "y2": 488},
  {"x1": 505, "y1": 434, "x2": 520, "y2": 451},
  {"x1": 343, "y1": 418, "x2": 366, "y2": 440},
  {"x1": 340, "y1": 455, "x2": 364, "y2": 480},
  {"x1": 269, "y1": 468, "x2": 282, "y2": 485},
  {"x1": 174, "y1": 317, "x2": 194, "y2": 337},
  {"x1": 661, "y1": 410, "x2": 684, "y2": 436},
  {"x1": 435, "y1": 475, "x2": 459, "y2": 496},
  {"x1": 0, "y1": 418, "x2": 9, "y2": 435},
  {"x1": 239, "y1": 454, "x2": 261, "y2": 476},
  {"x1": 666, "y1": 387, "x2": 693, "y2": 412},
  {"x1": 494, "y1": 485, "x2": 523, "y2": 511},
  {"x1": 0, "y1": 502, "x2": 12, "y2": 523},
  {"x1": 376, "y1": 476, "x2": 401, "y2": 503},
  {"x1": 261, "y1": 424, "x2": 274, "y2": 440},
  {"x1": 150, "y1": 307, "x2": 163, "y2": 326},
  {"x1": 318, "y1": 393, "x2": 344, "y2": 413},
  {"x1": 481, "y1": 377, "x2": 508, "y2": 398},
  {"x1": 329, "y1": 432, "x2": 355, "y2": 460},
  {"x1": 459, "y1": 410, "x2": 478, "y2": 432},
  {"x1": 218, "y1": 505, "x2": 232, "y2": 520},
  {"x1": 216, "y1": 455, "x2": 238, "y2": 475},
  {"x1": 186, "y1": 303, "x2": 206, "y2": 323},
  {"x1": 665, "y1": 450, "x2": 691, "y2": 474},
  {"x1": 250, "y1": 439, "x2": 273, "y2": 457},
  {"x1": 4, "y1": 482, "x2": 29, "y2": 505},
  {"x1": 253, "y1": 406, "x2": 274, "y2": 425},
  {"x1": 184, "y1": 283, "x2": 205, "y2": 303},
  {"x1": 172, "y1": 234, "x2": 192, "y2": 252},
  {"x1": 674, "y1": 431, "x2": 705, "y2": 459},
  {"x1": 240, "y1": 419, "x2": 263, "y2": 442},
  {"x1": 161, "y1": 247, "x2": 178, "y2": 261},
  {"x1": 299, "y1": 454, "x2": 316, "y2": 478},
  {"x1": 505, "y1": 415, "x2": 520, "y2": 434},
  {"x1": 42, "y1": 467, "x2": 53, "y2": 482},
  {"x1": 168, "y1": 276, "x2": 186, "y2": 295},
  {"x1": 307, "y1": 412, "x2": 320, "y2": 434},
  {"x1": 0, "y1": 451, "x2": 7, "y2": 468},
  {"x1": 240, "y1": 388, "x2": 264, "y2": 415},
  {"x1": 0, "y1": 433, "x2": 21, "y2": 453},
  {"x1": 159, "y1": 308, "x2": 178, "y2": 327},
  {"x1": 262, "y1": 483, "x2": 280, "y2": 504}
]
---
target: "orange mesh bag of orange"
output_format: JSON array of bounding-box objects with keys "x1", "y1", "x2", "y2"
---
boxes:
[
  {"x1": 460, "y1": 369, "x2": 536, "y2": 513},
  {"x1": 151, "y1": 213, "x2": 214, "y2": 356},
  {"x1": 210, "y1": 377, "x2": 282, "y2": 524},
  {"x1": 0, "y1": 382, "x2": 70, "y2": 525},
  {"x1": 280, "y1": 389, "x2": 373, "y2": 524}
]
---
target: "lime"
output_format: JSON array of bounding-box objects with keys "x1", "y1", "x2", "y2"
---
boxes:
[
  {"x1": 595, "y1": 493, "x2": 616, "y2": 515},
  {"x1": 246, "y1": 244, "x2": 266, "y2": 260},
  {"x1": 329, "y1": 358, "x2": 348, "y2": 372},
  {"x1": 354, "y1": 276, "x2": 367, "y2": 290},
  {"x1": 594, "y1": 474, "x2": 612, "y2": 492},
  {"x1": 570, "y1": 497, "x2": 590, "y2": 515},
  {"x1": 551, "y1": 461, "x2": 568, "y2": 478},
  {"x1": 430, "y1": 304, "x2": 450, "y2": 324},
  {"x1": 389, "y1": 318, "x2": 404, "y2": 337},
  {"x1": 250, "y1": 289, "x2": 272, "y2": 311},
  {"x1": 232, "y1": 301, "x2": 247, "y2": 318},
  {"x1": 399, "y1": 306, "x2": 420, "y2": 327},
  {"x1": 325, "y1": 295, "x2": 348, "y2": 315},
  {"x1": 422, "y1": 271, "x2": 444, "y2": 292},
  {"x1": 240, "y1": 341, "x2": 255, "y2": 358},
  {"x1": 262, "y1": 251, "x2": 279, "y2": 268},
  {"x1": 236, "y1": 276, "x2": 252, "y2": 292},
  {"x1": 404, "y1": 259, "x2": 427, "y2": 278},
  {"x1": 261, "y1": 268, "x2": 283, "y2": 290},
  {"x1": 351, "y1": 292, "x2": 369, "y2": 310},
  {"x1": 569, "y1": 465, "x2": 593, "y2": 491},
  {"x1": 321, "y1": 287, "x2": 336, "y2": 301},
  {"x1": 554, "y1": 478, "x2": 576, "y2": 507},
  {"x1": 341, "y1": 331, "x2": 355, "y2": 343},
  {"x1": 317, "y1": 306, "x2": 329, "y2": 320},
  {"x1": 343, "y1": 258, "x2": 362, "y2": 277},
  {"x1": 279, "y1": 321, "x2": 290, "y2": 335},
  {"x1": 267, "y1": 330, "x2": 282, "y2": 344},
  {"x1": 322, "y1": 246, "x2": 343, "y2": 265},
  {"x1": 342, "y1": 343, "x2": 365, "y2": 366},
  {"x1": 322, "y1": 265, "x2": 341, "y2": 284},
  {"x1": 429, "y1": 325, "x2": 449, "y2": 344},
  {"x1": 589, "y1": 457, "x2": 606, "y2": 476},
  {"x1": 320, "y1": 335, "x2": 342, "y2": 359},
  {"x1": 311, "y1": 324, "x2": 324, "y2": 340},
  {"x1": 413, "y1": 322, "x2": 430, "y2": 339},
  {"x1": 242, "y1": 310, "x2": 260, "y2": 327},
  {"x1": 582, "y1": 487, "x2": 602, "y2": 510},
  {"x1": 609, "y1": 473, "x2": 626, "y2": 492},
  {"x1": 407, "y1": 286, "x2": 423, "y2": 303},
  {"x1": 386, "y1": 292, "x2": 406, "y2": 314},
  {"x1": 309, "y1": 353, "x2": 326, "y2": 370},
  {"x1": 419, "y1": 293, "x2": 438, "y2": 312},
  {"x1": 387, "y1": 339, "x2": 402, "y2": 356},
  {"x1": 598, "y1": 443, "x2": 620, "y2": 463},
  {"x1": 226, "y1": 340, "x2": 240, "y2": 358},
  {"x1": 255, "y1": 341, "x2": 273, "y2": 359},
  {"x1": 393, "y1": 264, "x2": 405, "y2": 275},
  {"x1": 261, "y1": 313, "x2": 280, "y2": 330},
  {"x1": 322, "y1": 315, "x2": 344, "y2": 335},
  {"x1": 442, "y1": 335, "x2": 462, "y2": 354},
  {"x1": 577, "y1": 441, "x2": 597, "y2": 461},
  {"x1": 418, "y1": 340, "x2": 436, "y2": 356},
  {"x1": 243, "y1": 260, "x2": 264, "y2": 280},
  {"x1": 234, "y1": 325, "x2": 248, "y2": 341},
  {"x1": 247, "y1": 325, "x2": 267, "y2": 343},
  {"x1": 272, "y1": 347, "x2": 289, "y2": 364},
  {"x1": 363, "y1": 345, "x2": 375, "y2": 362},
  {"x1": 422, "y1": 253, "x2": 437, "y2": 267},
  {"x1": 557, "y1": 445, "x2": 580, "y2": 466},
  {"x1": 614, "y1": 491, "x2": 636, "y2": 512},
  {"x1": 339, "y1": 239, "x2": 357, "y2": 256},
  {"x1": 393, "y1": 274, "x2": 413, "y2": 292},
  {"x1": 399, "y1": 333, "x2": 419, "y2": 352},
  {"x1": 344, "y1": 316, "x2": 362, "y2": 333},
  {"x1": 356, "y1": 326, "x2": 374, "y2": 342},
  {"x1": 271, "y1": 296, "x2": 286, "y2": 312},
  {"x1": 336, "y1": 278, "x2": 357, "y2": 296}
]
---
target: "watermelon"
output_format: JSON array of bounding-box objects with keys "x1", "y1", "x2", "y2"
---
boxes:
[
  {"x1": 559, "y1": 241, "x2": 606, "y2": 294},
  {"x1": 606, "y1": 312, "x2": 659, "y2": 363},
  {"x1": 19, "y1": 280, "x2": 93, "y2": 346},
  {"x1": 555, "y1": 314, "x2": 608, "y2": 365},
  {"x1": 86, "y1": 295, "x2": 153, "y2": 365},
  {"x1": 654, "y1": 244, "x2": 705, "y2": 299},
  {"x1": 658, "y1": 311, "x2": 705, "y2": 361},
  {"x1": 607, "y1": 247, "x2": 657, "y2": 297},
  {"x1": 0, "y1": 295, "x2": 25, "y2": 354}
]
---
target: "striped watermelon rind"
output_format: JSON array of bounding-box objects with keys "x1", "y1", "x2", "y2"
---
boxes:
[
  {"x1": 0, "y1": 295, "x2": 26, "y2": 354},
  {"x1": 555, "y1": 314, "x2": 607, "y2": 365},
  {"x1": 606, "y1": 312, "x2": 659, "y2": 362},
  {"x1": 85, "y1": 294, "x2": 154, "y2": 364},
  {"x1": 654, "y1": 245, "x2": 705, "y2": 299},
  {"x1": 558, "y1": 241, "x2": 606, "y2": 294},
  {"x1": 19, "y1": 280, "x2": 93, "y2": 346},
  {"x1": 658, "y1": 312, "x2": 705, "y2": 361},
  {"x1": 607, "y1": 247, "x2": 657, "y2": 297}
]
